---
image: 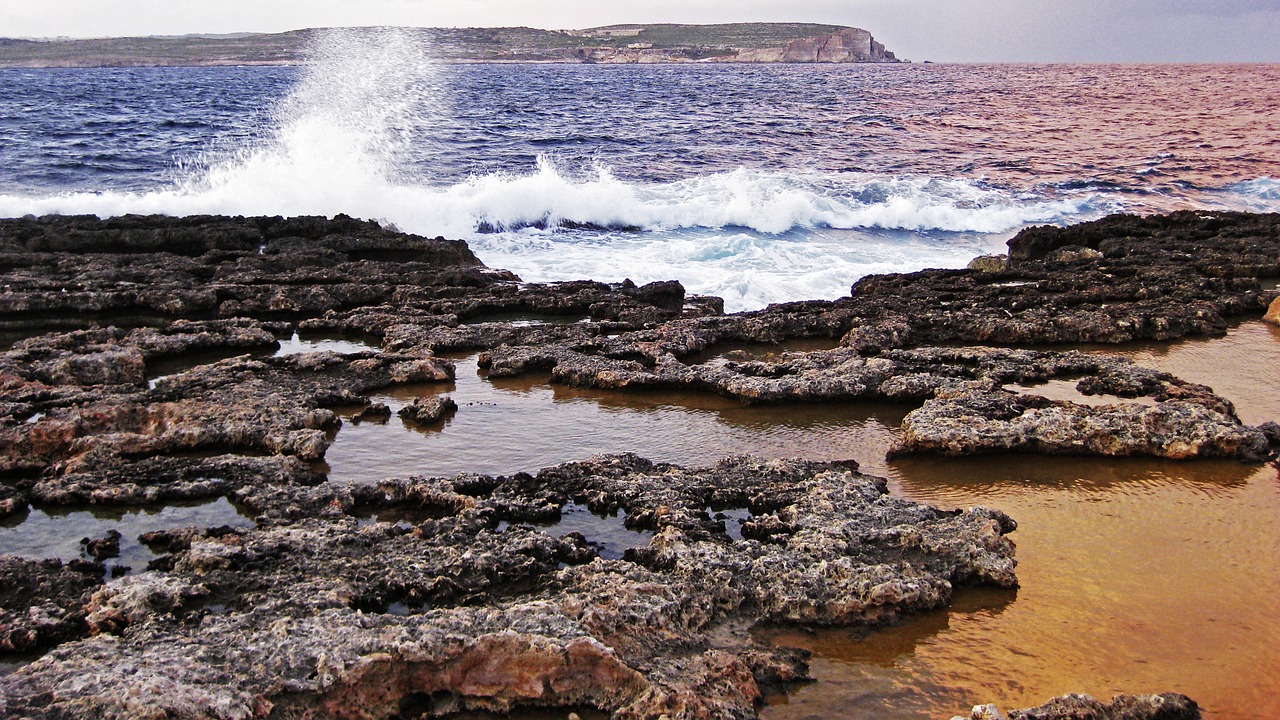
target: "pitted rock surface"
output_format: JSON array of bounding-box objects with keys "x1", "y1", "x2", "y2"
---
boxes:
[
  {"x1": 0, "y1": 455, "x2": 1017, "y2": 719},
  {"x1": 951, "y1": 692, "x2": 1200, "y2": 720},
  {"x1": 3, "y1": 211, "x2": 1275, "y2": 716}
]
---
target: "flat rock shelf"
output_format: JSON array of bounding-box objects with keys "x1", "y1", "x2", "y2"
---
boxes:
[{"x1": 0, "y1": 211, "x2": 1277, "y2": 719}]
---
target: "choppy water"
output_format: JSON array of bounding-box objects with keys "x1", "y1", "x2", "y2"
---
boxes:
[{"x1": 1, "y1": 29, "x2": 1279, "y2": 309}]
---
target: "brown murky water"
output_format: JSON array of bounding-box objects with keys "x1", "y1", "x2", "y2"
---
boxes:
[
  {"x1": 320, "y1": 323, "x2": 1280, "y2": 719},
  {"x1": 764, "y1": 322, "x2": 1280, "y2": 720}
]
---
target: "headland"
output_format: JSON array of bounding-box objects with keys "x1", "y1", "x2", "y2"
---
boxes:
[{"x1": 0, "y1": 24, "x2": 903, "y2": 68}]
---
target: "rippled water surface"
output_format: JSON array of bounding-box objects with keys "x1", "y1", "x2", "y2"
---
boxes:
[
  {"x1": 767, "y1": 322, "x2": 1280, "y2": 720},
  {"x1": 1, "y1": 31, "x2": 1278, "y2": 309}
]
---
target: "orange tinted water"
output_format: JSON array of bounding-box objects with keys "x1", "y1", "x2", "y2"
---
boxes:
[
  {"x1": 11, "y1": 322, "x2": 1267, "y2": 716},
  {"x1": 765, "y1": 322, "x2": 1280, "y2": 719},
  {"x1": 319, "y1": 322, "x2": 1280, "y2": 719}
]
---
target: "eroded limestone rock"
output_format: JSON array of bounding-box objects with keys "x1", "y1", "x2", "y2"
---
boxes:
[
  {"x1": 0, "y1": 555, "x2": 103, "y2": 652},
  {"x1": 398, "y1": 396, "x2": 457, "y2": 427},
  {"x1": 1264, "y1": 295, "x2": 1280, "y2": 326},
  {"x1": 1, "y1": 212, "x2": 1269, "y2": 717},
  {"x1": 0, "y1": 455, "x2": 1017, "y2": 719},
  {"x1": 951, "y1": 692, "x2": 1200, "y2": 720}
]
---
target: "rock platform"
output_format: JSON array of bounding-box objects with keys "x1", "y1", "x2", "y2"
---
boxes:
[{"x1": 1, "y1": 210, "x2": 1275, "y2": 718}]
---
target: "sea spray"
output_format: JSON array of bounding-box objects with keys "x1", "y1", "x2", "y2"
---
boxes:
[
  {"x1": 180, "y1": 27, "x2": 445, "y2": 215},
  {"x1": 4, "y1": 60, "x2": 1278, "y2": 310}
]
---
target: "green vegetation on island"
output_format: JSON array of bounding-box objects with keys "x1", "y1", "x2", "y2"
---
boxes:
[{"x1": 0, "y1": 23, "x2": 902, "y2": 67}]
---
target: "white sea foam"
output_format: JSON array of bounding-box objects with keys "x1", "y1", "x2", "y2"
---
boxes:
[
  {"x1": 0, "y1": 158, "x2": 1098, "y2": 310},
  {"x1": 1224, "y1": 177, "x2": 1280, "y2": 204},
  {"x1": 0, "y1": 157, "x2": 1098, "y2": 236},
  {"x1": 1, "y1": 28, "x2": 1256, "y2": 311}
]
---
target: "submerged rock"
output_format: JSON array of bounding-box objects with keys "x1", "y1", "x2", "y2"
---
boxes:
[
  {"x1": 952, "y1": 692, "x2": 1200, "y2": 720},
  {"x1": 80, "y1": 529, "x2": 122, "y2": 560}
]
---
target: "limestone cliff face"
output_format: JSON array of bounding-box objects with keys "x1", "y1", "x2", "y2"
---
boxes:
[
  {"x1": 735, "y1": 27, "x2": 899, "y2": 63},
  {"x1": 573, "y1": 26, "x2": 900, "y2": 64}
]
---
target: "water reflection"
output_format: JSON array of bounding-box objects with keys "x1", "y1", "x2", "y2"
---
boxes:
[
  {"x1": 1052, "y1": 320, "x2": 1280, "y2": 426},
  {"x1": 496, "y1": 501, "x2": 655, "y2": 560},
  {"x1": 767, "y1": 322, "x2": 1280, "y2": 720},
  {"x1": 145, "y1": 330, "x2": 378, "y2": 389},
  {"x1": 0, "y1": 497, "x2": 253, "y2": 572},
  {"x1": 1001, "y1": 378, "x2": 1157, "y2": 408},
  {"x1": 762, "y1": 588, "x2": 1018, "y2": 718},
  {"x1": 769, "y1": 460, "x2": 1280, "y2": 720},
  {"x1": 318, "y1": 355, "x2": 908, "y2": 483},
  {"x1": 272, "y1": 331, "x2": 379, "y2": 356}
]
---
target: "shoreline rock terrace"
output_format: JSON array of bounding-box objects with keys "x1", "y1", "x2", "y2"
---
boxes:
[{"x1": 1, "y1": 210, "x2": 1275, "y2": 718}]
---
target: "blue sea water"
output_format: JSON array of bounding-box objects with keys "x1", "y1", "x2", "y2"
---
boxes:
[{"x1": 1, "y1": 29, "x2": 1279, "y2": 309}]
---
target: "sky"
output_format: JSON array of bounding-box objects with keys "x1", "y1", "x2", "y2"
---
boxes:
[{"x1": 2, "y1": 0, "x2": 1278, "y2": 62}]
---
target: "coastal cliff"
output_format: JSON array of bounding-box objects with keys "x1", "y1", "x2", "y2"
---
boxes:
[
  {"x1": 734, "y1": 27, "x2": 897, "y2": 63},
  {"x1": 0, "y1": 23, "x2": 904, "y2": 67}
]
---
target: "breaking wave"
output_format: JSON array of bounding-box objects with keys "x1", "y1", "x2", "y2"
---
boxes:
[{"x1": 1, "y1": 29, "x2": 1275, "y2": 310}]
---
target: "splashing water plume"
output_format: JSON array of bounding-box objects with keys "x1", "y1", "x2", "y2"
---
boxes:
[{"x1": 185, "y1": 28, "x2": 444, "y2": 216}]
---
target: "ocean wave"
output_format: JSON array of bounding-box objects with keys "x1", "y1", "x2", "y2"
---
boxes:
[
  {"x1": 0, "y1": 158, "x2": 1103, "y2": 237},
  {"x1": 444, "y1": 159, "x2": 1102, "y2": 235},
  {"x1": 465, "y1": 225, "x2": 1010, "y2": 312},
  {"x1": 1225, "y1": 177, "x2": 1279, "y2": 199},
  {"x1": 0, "y1": 28, "x2": 1270, "y2": 312}
]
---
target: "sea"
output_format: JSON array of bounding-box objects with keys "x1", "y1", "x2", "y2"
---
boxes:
[
  {"x1": 2, "y1": 28, "x2": 1280, "y2": 720},
  {"x1": 1, "y1": 29, "x2": 1278, "y2": 310}
]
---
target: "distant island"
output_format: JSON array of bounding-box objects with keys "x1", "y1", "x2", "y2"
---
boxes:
[{"x1": 0, "y1": 23, "x2": 904, "y2": 68}]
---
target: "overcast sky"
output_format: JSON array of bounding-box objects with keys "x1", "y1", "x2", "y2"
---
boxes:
[{"x1": 3, "y1": 0, "x2": 1278, "y2": 62}]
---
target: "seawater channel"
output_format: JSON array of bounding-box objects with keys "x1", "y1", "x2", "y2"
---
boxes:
[{"x1": 2, "y1": 322, "x2": 1278, "y2": 718}]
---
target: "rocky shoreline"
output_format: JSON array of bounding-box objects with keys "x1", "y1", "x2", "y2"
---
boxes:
[{"x1": 0, "y1": 210, "x2": 1277, "y2": 718}]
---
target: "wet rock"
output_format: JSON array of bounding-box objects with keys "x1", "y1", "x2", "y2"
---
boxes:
[
  {"x1": 0, "y1": 455, "x2": 1017, "y2": 719},
  {"x1": 951, "y1": 692, "x2": 1200, "y2": 720},
  {"x1": 849, "y1": 211, "x2": 1279, "y2": 348},
  {"x1": 34, "y1": 453, "x2": 320, "y2": 509},
  {"x1": 624, "y1": 278, "x2": 686, "y2": 311},
  {"x1": 0, "y1": 555, "x2": 103, "y2": 652},
  {"x1": 1264, "y1": 295, "x2": 1280, "y2": 325},
  {"x1": 0, "y1": 350, "x2": 453, "y2": 476},
  {"x1": 398, "y1": 396, "x2": 457, "y2": 427},
  {"x1": 0, "y1": 214, "x2": 487, "y2": 331},
  {"x1": 968, "y1": 254, "x2": 1009, "y2": 272},
  {"x1": 353, "y1": 402, "x2": 392, "y2": 424},
  {"x1": 80, "y1": 529, "x2": 122, "y2": 560},
  {"x1": 0, "y1": 485, "x2": 27, "y2": 518},
  {"x1": 894, "y1": 387, "x2": 1270, "y2": 460}
]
